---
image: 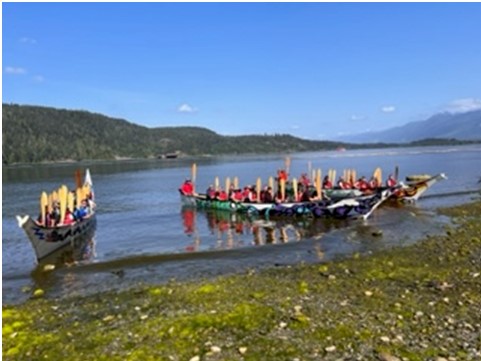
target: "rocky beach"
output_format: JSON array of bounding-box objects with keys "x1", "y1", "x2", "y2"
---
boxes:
[{"x1": 3, "y1": 200, "x2": 481, "y2": 361}]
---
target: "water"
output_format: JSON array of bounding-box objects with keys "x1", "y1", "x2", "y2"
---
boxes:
[{"x1": 3, "y1": 145, "x2": 481, "y2": 304}]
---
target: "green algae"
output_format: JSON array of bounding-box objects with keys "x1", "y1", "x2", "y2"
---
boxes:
[{"x1": 3, "y1": 200, "x2": 481, "y2": 360}]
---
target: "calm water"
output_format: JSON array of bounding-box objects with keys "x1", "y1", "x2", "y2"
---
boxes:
[{"x1": 3, "y1": 145, "x2": 481, "y2": 304}]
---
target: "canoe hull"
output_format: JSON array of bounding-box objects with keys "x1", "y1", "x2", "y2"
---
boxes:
[
  {"x1": 181, "y1": 190, "x2": 390, "y2": 220},
  {"x1": 17, "y1": 214, "x2": 97, "y2": 263}
]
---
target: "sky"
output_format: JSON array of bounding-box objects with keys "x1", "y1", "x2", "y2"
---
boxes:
[{"x1": 3, "y1": 2, "x2": 481, "y2": 140}]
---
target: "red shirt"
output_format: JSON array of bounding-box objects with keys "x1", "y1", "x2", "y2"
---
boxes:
[
  {"x1": 386, "y1": 178, "x2": 397, "y2": 187},
  {"x1": 181, "y1": 182, "x2": 194, "y2": 195}
]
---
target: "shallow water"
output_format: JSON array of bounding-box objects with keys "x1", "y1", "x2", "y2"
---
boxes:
[{"x1": 3, "y1": 145, "x2": 481, "y2": 304}]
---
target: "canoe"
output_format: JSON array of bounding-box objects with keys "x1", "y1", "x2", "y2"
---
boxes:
[
  {"x1": 181, "y1": 189, "x2": 391, "y2": 220},
  {"x1": 324, "y1": 173, "x2": 447, "y2": 203},
  {"x1": 391, "y1": 173, "x2": 447, "y2": 202},
  {"x1": 16, "y1": 169, "x2": 97, "y2": 263}
]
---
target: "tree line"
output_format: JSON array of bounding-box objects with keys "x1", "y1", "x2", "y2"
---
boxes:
[{"x1": 2, "y1": 103, "x2": 478, "y2": 165}]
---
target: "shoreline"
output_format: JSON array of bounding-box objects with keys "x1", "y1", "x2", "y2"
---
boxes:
[{"x1": 3, "y1": 200, "x2": 481, "y2": 360}]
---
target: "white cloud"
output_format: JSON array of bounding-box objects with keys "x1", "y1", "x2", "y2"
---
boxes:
[
  {"x1": 177, "y1": 103, "x2": 197, "y2": 113},
  {"x1": 445, "y1": 98, "x2": 481, "y2": 113},
  {"x1": 350, "y1": 114, "x2": 365, "y2": 121},
  {"x1": 33, "y1": 75, "x2": 45, "y2": 82},
  {"x1": 5, "y1": 66, "x2": 26, "y2": 75},
  {"x1": 291, "y1": 125, "x2": 300, "y2": 130},
  {"x1": 20, "y1": 37, "x2": 37, "y2": 44},
  {"x1": 381, "y1": 105, "x2": 396, "y2": 113}
]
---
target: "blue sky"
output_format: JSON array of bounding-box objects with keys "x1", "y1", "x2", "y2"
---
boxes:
[{"x1": 3, "y1": 2, "x2": 481, "y2": 140}]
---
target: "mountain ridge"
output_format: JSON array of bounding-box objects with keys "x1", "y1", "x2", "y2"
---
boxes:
[{"x1": 338, "y1": 110, "x2": 481, "y2": 143}]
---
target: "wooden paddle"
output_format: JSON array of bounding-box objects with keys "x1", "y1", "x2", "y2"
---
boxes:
[
  {"x1": 40, "y1": 192, "x2": 48, "y2": 225},
  {"x1": 59, "y1": 185, "x2": 68, "y2": 224},
  {"x1": 285, "y1": 156, "x2": 291, "y2": 176},
  {"x1": 214, "y1": 176, "x2": 219, "y2": 190},
  {"x1": 47, "y1": 193, "x2": 53, "y2": 214},
  {"x1": 351, "y1": 169, "x2": 357, "y2": 185},
  {"x1": 233, "y1": 176, "x2": 239, "y2": 189},
  {"x1": 373, "y1": 167, "x2": 381, "y2": 185},
  {"x1": 256, "y1": 177, "x2": 262, "y2": 202},
  {"x1": 225, "y1": 177, "x2": 231, "y2": 194},
  {"x1": 191, "y1": 163, "x2": 197, "y2": 183},
  {"x1": 280, "y1": 178, "x2": 286, "y2": 201},
  {"x1": 292, "y1": 178, "x2": 298, "y2": 202},
  {"x1": 316, "y1": 169, "x2": 322, "y2": 198},
  {"x1": 75, "y1": 169, "x2": 82, "y2": 189},
  {"x1": 268, "y1": 176, "x2": 274, "y2": 191},
  {"x1": 67, "y1": 191, "x2": 74, "y2": 214},
  {"x1": 332, "y1": 170, "x2": 337, "y2": 185},
  {"x1": 76, "y1": 187, "x2": 83, "y2": 208}
]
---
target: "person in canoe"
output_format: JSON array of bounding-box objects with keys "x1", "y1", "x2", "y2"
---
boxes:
[
  {"x1": 179, "y1": 179, "x2": 194, "y2": 196},
  {"x1": 337, "y1": 176, "x2": 352, "y2": 189},
  {"x1": 322, "y1": 175, "x2": 333, "y2": 189},
  {"x1": 386, "y1": 174, "x2": 398, "y2": 188}
]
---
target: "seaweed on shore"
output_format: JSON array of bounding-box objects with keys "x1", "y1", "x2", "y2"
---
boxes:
[{"x1": 3, "y1": 201, "x2": 481, "y2": 361}]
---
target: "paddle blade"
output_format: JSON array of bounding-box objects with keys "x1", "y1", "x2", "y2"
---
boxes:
[
  {"x1": 280, "y1": 178, "x2": 285, "y2": 201},
  {"x1": 268, "y1": 176, "x2": 274, "y2": 190},
  {"x1": 292, "y1": 178, "x2": 298, "y2": 202},
  {"x1": 59, "y1": 185, "x2": 68, "y2": 224},
  {"x1": 76, "y1": 188, "x2": 83, "y2": 208},
  {"x1": 40, "y1": 192, "x2": 48, "y2": 224},
  {"x1": 75, "y1": 169, "x2": 83, "y2": 189},
  {"x1": 256, "y1": 177, "x2": 262, "y2": 202},
  {"x1": 316, "y1": 169, "x2": 322, "y2": 197},
  {"x1": 233, "y1": 176, "x2": 239, "y2": 189},
  {"x1": 67, "y1": 191, "x2": 74, "y2": 213},
  {"x1": 214, "y1": 176, "x2": 219, "y2": 190},
  {"x1": 191, "y1": 163, "x2": 197, "y2": 183},
  {"x1": 225, "y1": 177, "x2": 231, "y2": 193}
]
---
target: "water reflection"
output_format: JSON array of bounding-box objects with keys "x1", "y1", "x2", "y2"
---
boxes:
[
  {"x1": 181, "y1": 208, "x2": 355, "y2": 251},
  {"x1": 31, "y1": 236, "x2": 97, "y2": 279}
]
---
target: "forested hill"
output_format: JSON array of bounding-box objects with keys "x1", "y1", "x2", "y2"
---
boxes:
[{"x1": 3, "y1": 104, "x2": 349, "y2": 164}]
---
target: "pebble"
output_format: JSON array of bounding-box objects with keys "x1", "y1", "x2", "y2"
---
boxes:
[{"x1": 325, "y1": 345, "x2": 336, "y2": 352}]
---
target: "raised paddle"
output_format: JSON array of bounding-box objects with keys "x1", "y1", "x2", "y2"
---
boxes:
[
  {"x1": 214, "y1": 176, "x2": 219, "y2": 190},
  {"x1": 59, "y1": 185, "x2": 68, "y2": 224},
  {"x1": 316, "y1": 169, "x2": 322, "y2": 199},
  {"x1": 40, "y1": 192, "x2": 48, "y2": 225},
  {"x1": 377, "y1": 168, "x2": 383, "y2": 186},
  {"x1": 191, "y1": 163, "x2": 197, "y2": 183},
  {"x1": 75, "y1": 169, "x2": 82, "y2": 189},
  {"x1": 233, "y1": 176, "x2": 239, "y2": 189},
  {"x1": 268, "y1": 176, "x2": 274, "y2": 191},
  {"x1": 256, "y1": 177, "x2": 262, "y2": 202},
  {"x1": 76, "y1": 187, "x2": 83, "y2": 209},
  {"x1": 191, "y1": 163, "x2": 197, "y2": 192},
  {"x1": 292, "y1": 177, "x2": 298, "y2": 202},
  {"x1": 67, "y1": 191, "x2": 74, "y2": 215},
  {"x1": 280, "y1": 178, "x2": 286, "y2": 201},
  {"x1": 225, "y1": 177, "x2": 231, "y2": 194},
  {"x1": 47, "y1": 193, "x2": 53, "y2": 214},
  {"x1": 394, "y1": 165, "x2": 399, "y2": 181},
  {"x1": 285, "y1": 156, "x2": 291, "y2": 175}
]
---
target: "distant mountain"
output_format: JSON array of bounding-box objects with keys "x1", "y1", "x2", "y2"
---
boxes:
[{"x1": 338, "y1": 110, "x2": 481, "y2": 143}]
